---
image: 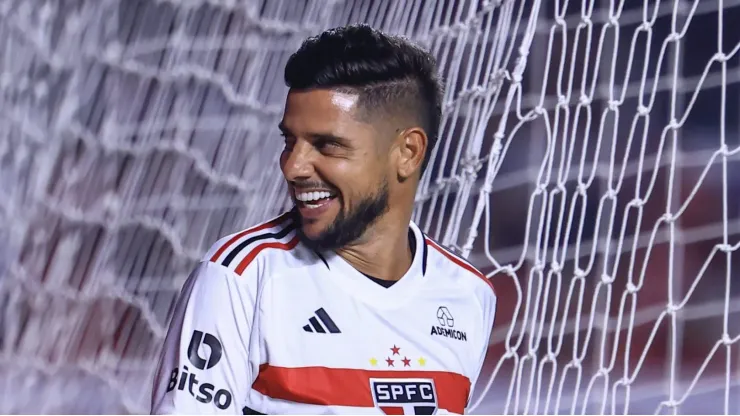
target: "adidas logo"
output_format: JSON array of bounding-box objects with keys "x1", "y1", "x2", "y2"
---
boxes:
[{"x1": 302, "y1": 307, "x2": 341, "y2": 334}]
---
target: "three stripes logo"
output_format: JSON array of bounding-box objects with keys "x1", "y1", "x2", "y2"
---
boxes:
[{"x1": 302, "y1": 307, "x2": 341, "y2": 334}]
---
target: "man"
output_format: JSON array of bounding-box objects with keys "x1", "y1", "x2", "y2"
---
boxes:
[{"x1": 151, "y1": 24, "x2": 497, "y2": 415}]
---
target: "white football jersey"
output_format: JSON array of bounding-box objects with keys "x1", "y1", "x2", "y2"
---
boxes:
[{"x1": 151, "y1": 210, "x2": 497, "y2": 415}]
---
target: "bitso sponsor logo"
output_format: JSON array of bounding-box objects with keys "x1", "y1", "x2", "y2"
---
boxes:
[
  {"x1": 167, "y1": 365, "x2": 233, "y2": 410},
  {"x1": 188, "y1": 330, "x2": 222, "y2": 369},
  {"x1": 166, "y1": 330, "x2": 233, "y2": 410}
]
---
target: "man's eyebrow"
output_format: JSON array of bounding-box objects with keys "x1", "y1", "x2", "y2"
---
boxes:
[
  {"x1": 278, "y1": 123, "x2": 350, "y2": 144},
  {"x1": 278, "y1": 121, "x2": 350, "y2": 146},
  {"x1": 308, "y1": 132, "x2": 350, "y2": 144}
]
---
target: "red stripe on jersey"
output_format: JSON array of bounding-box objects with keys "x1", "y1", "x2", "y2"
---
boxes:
[
  {"x1": 252, "y1": 364, "x2": 470, "y2": 413},
  {"x1": 425, "y1": 238, "x2": 495, "y2": 295},
  {"x1": 234, "y1": 235, "x2": 300, "y2": 276},
  {"x1": 210, "y1": 211, "x2": 292, "y2": 263}
]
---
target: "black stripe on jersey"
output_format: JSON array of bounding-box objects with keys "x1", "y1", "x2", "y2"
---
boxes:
[
  {"x1": 421, "y1": 232, "x2": 428, "y2": 276},
  {"x1": 308, "y1": 316, "x2": 326, "y2": 333},
  {"x1": 221, "y1": 222, "x2": 296, "y2": 268},
  {"x1": 313, "y1": 249, "x2": 330, "y2": 269},
  {"x1": 315, "y1": 307, "x2": 340, "y2": 333}
]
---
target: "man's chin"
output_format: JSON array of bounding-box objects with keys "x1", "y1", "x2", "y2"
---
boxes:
[
  {"x1": 296, "y1": 221, "x2": 330, "y2": 245},
  {"x1": 298, "y1": 224, "x2": 324, "y2": 241}
]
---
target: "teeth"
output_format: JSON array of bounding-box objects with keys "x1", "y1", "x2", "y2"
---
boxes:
[{"x1": 296, "y1": 191, "x2": 333, "y2": 202}]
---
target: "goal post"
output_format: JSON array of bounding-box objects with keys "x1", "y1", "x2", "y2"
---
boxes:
[
  {"x1": 457, "y1": 1, "x2": 740, "y2": 414},
  {"x1": 1, "y1": 0, "x2": 740, "y2": 414}
]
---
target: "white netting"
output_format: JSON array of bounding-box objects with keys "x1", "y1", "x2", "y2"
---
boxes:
[{"x1": 2, "y1": 0, "x2": 740, "y2": 414}]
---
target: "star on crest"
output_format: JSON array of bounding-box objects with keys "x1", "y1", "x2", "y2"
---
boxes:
[{"x1": 368, "y1": 345, "x2": 428, "y2": 369}]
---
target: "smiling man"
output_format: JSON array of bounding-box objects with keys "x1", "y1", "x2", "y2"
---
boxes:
[{"x1": 151, "y1": 24, "x2": 497, "y2": 415}]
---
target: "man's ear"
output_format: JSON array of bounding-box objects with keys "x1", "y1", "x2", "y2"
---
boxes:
[{"x1": 396, "y1": 127, "x2": 428, "y2": 181}]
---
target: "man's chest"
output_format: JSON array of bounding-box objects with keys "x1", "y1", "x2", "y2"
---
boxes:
[
  {"x1": 248, "y1": 274, "x2": 482, "y2": 414},
  {"x1": 260, "y1": 272, "x2": 480, "y2": 367},
  {"x1": 265, "y1": 301, "x2": 477, "y2": 370}
]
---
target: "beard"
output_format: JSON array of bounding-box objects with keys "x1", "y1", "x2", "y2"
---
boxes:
[{"x1": 296, "y1": 179, "x2": 389, "y2": 252}]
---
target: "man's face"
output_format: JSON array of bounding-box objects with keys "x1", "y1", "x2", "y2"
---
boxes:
[{"x1": 279, "y1": 89, "x2": 390, "y2": 251}]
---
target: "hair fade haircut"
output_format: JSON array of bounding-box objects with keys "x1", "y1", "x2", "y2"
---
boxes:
[{"x1": 284, "y1": 23, "x2": 443, "y2": 175}]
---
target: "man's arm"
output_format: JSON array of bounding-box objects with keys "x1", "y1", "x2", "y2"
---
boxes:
[{"x1": 151, "y1": 261, "x2": 258, "y2": 414}]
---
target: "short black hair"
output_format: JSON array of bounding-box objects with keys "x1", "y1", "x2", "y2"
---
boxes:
[{"x1": 284, "y1": 23, "x2": 443, "y2": 175}]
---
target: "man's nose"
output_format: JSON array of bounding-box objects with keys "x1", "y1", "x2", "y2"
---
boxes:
[{"x1": 281, "y1": 140, "x2": 315, "y2": 182}]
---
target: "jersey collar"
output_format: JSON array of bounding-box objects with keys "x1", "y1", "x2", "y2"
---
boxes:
[{"x1": 320, "y1": 221, "x2": 428, "y2": 308}]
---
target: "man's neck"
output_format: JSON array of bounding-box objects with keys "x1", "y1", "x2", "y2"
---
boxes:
[{"x1": 335, "y1": 214, "x2": 414, "y2": 281}]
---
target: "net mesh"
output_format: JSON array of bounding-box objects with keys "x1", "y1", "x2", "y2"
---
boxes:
[{"x1": 1, "y1": 0, "x2": 740, "y2": 414}]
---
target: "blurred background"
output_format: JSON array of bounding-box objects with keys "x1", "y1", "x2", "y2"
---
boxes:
[{"x1": 1, "y1": 0, "x2": 740, "y2": 413}]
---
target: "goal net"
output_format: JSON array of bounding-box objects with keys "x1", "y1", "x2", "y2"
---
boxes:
[{"x1": 1, "y1": 0, "x2": 739, "y2": 413}]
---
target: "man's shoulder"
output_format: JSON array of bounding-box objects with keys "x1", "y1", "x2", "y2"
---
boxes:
[
  {"x1": 202, "y1": 210, "x2": 301, "y2": 277},
  {"x1": 423, "y1": 236, "x2": 496, "y2": 299}
]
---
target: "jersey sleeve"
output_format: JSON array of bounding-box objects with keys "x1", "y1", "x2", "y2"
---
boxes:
[
  {"x1": 466, "y1": 284, "x2": 497, "y2": 413},
  {"x1": 150, "y1": 260, "x2": 259, "y2": 415}
]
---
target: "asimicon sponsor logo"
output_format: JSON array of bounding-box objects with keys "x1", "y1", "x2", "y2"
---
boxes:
[
  {"x1": 166, "y1": 330, "x2": 233, "y2": 410},
  {"x1": 430, "y1": 306, "x2": 467, "y2": 341}
]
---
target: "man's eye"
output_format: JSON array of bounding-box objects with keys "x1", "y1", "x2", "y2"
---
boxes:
[{"x1": 316, "y1": 140, "x2": 340, "y2": 150}]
